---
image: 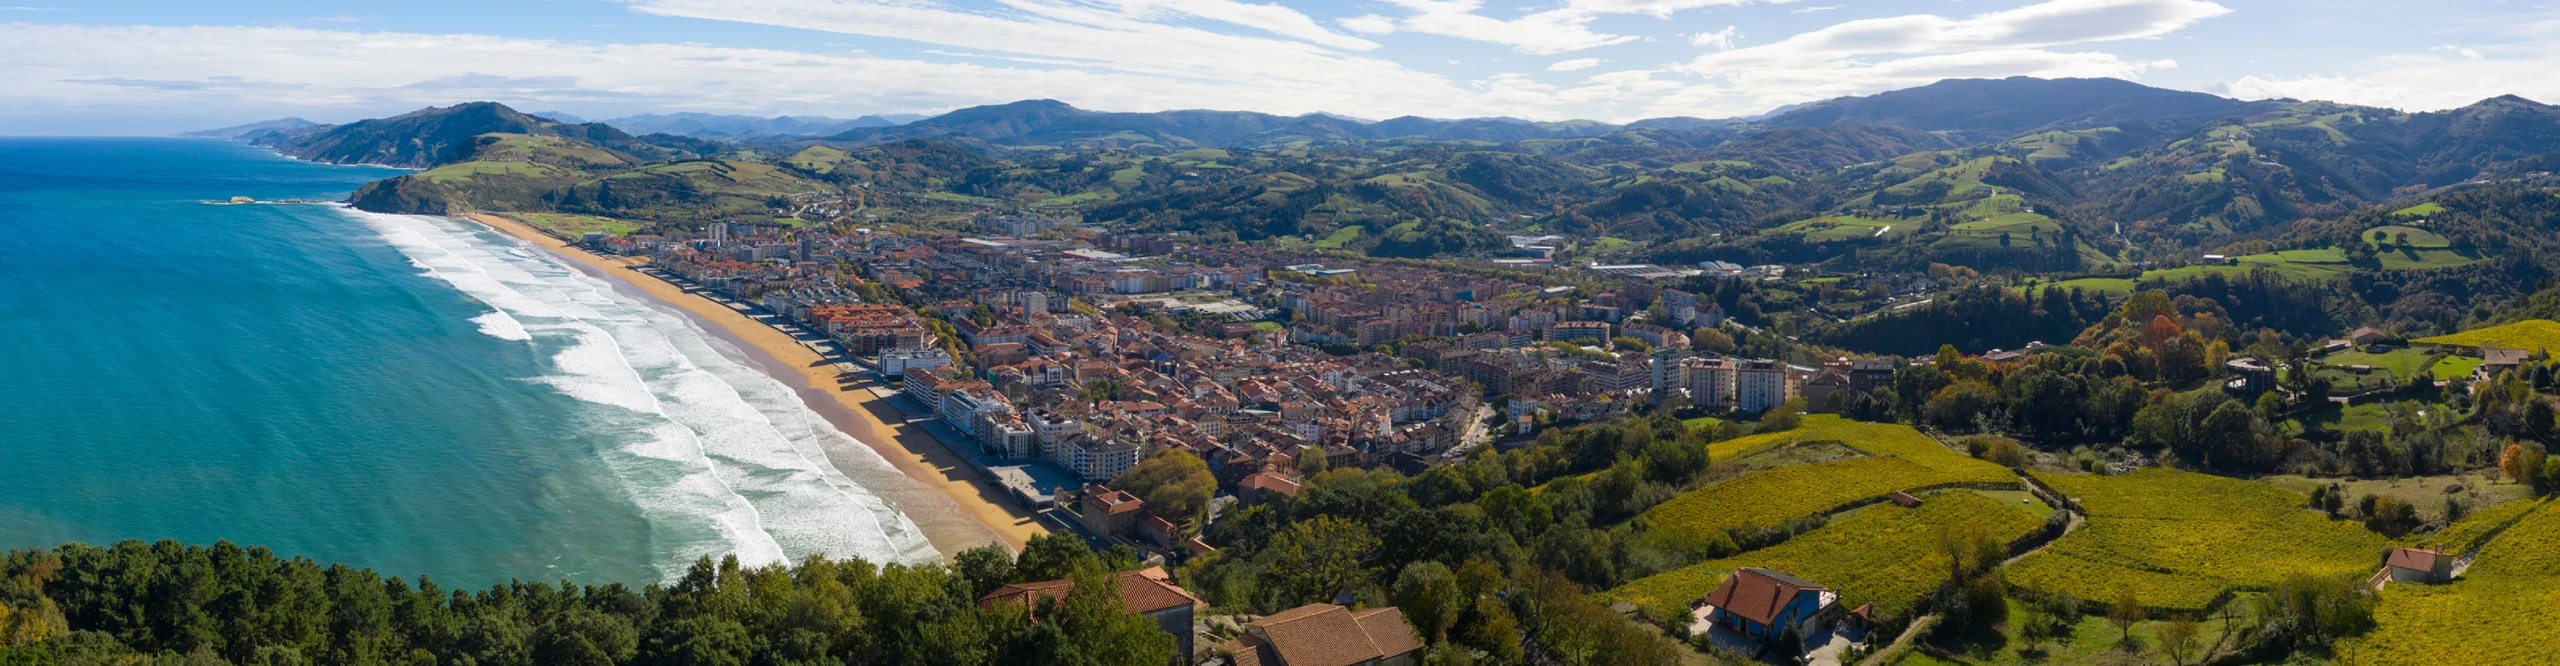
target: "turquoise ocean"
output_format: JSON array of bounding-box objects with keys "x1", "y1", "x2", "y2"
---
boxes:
[{"x1": 0, "y1": 138, "x2": 936, "y2": 588}]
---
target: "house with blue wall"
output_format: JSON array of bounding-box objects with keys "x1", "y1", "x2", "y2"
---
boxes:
[{"x1": 1701, "y1": 567, "x2": 1841, "y2": 642}]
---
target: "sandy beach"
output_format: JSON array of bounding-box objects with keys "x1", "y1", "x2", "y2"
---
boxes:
[{"x1": 462, "y1": 213, "x2": 1049, "y2": 556}]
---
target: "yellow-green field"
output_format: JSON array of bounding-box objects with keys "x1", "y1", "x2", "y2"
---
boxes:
[
  {"x1": 2007, "y1": 469, "x2": 2389, "y2": 611},
  {"x1": 1608, "y1": 491, "x2": 2043, "y2": 620},
  {"x1": 2390, "y1": 202, "x2": 2445, "y2": 217},
  {"x1": 2336, "y1": 500, "x2": 2560, "y2": 665},
  {"x1": 2413, "y1": 319, "x2": 2560, "y2": 352},
  {"x1": 1643, "y1": 417, "x2": 2016, "y2": 547}
]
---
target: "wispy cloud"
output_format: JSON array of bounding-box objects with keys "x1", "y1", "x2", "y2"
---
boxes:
[
  {"x1": 0, "y1": 22, "x2": 1590, "y2": 126},
  {"x1": 1790, "y1": 5, "x2": 1837, "y2": 13},
  {"x1": 2222, "y1": 23, "x2": 2560, "y2": 111},
  {"x1": 1546, "y1": 58, "x2": 1604, "y2": 72},
  {"x1": 1653, "y1": 0, "x2": 2226, "y2": 117},
  {"x1": 1367, "y1": 0, "x2": 1781, "y2": 53},
  {"x1": 1691, "y1": 25, "x2": 1738, "y2": 50}
]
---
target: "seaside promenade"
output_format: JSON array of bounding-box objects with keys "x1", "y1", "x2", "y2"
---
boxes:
[{"x1": 463, "y1": 213, "x2": 1052, "y2": 555}]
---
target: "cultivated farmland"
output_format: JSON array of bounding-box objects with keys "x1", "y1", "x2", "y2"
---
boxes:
[
  {"x1": 2412, "y1": 319, "x2": 2560, "y2": 353},
  {"x1": 1644, "y1": 417, "x2": 2017, "y2": 555},
  {"x1": 1608, "y1": 491, "x2": 2044, "y2": 621},
  {"x1": 2006, "y1": 469, "x2": 2389, "y2": 611},
  {"x1": 2336, "y1": 500, "x2": 2560, "y2": 665}
]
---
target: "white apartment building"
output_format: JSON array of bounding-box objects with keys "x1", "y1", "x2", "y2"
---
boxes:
[{"x1": 1735, "y1": 360, "x2": 1792, "y2": 413}]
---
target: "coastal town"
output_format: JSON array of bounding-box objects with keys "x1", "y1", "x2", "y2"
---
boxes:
[{"x1": 564, "y1": 216, "x2": 1854, "y2": 561}]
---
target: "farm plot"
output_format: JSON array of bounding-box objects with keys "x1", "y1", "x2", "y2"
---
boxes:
[
  {"x1": 2336, "y1": 500, "x2": 2560, "y2": 665},
  {"x1": 2413, "y1": 319, "x2": 2560, "y2": 353},
  {"x1": 2005, "y1": 469, "x2": 2388, "y2": 611},
  {"x1": 1703, "y1": 416, "x2": 2003, "y2": 475},
  {"x1": 1646, "y1": 417, "x2": 2015, "y2": 548},
  {"x1": 1609, "y1": 491, "x2": 2044, "y2": 621}
]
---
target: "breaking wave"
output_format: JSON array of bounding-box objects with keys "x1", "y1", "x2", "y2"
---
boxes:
[{"x1": 346, "y1": 210, "x2": 938, "y2": 578}]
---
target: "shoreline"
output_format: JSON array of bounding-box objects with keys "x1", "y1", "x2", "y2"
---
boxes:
[{"x1": 459, "y1": 213, "x2": 1048, "y2": 556}]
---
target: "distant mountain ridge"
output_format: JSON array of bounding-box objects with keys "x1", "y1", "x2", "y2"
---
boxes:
[
  {"x1": 820, "y1": 99, "x2": 1693, "y2": 149},
  {"x1": 588, "y1": 113, "x2": 921, "y2": 140},
  {"x1": 1760, "y1": 76, "x2": 2258, "y2": 141},
  {"x1": 178, "y1": 117, "x2": 321, "y2": 140},
  {"x1": 197, "y1": 77, "x2": 2262, "y2": 152},
  {"x1": 182, "y1": 78, "x2": 2560, "y2": 275},
  {"x1": 247, "y1": 103, "x2": 714, "y2": 167}
]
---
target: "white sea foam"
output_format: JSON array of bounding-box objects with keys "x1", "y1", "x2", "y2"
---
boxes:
[
  {"x1": 345, "y1": 210, "x2": 939, "y2": 577},
  {"x1": 469, "y1": 311, "x2": 531, "y2": 341}
]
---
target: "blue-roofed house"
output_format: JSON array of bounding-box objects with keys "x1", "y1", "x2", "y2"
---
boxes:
[{"x1": 1699, "y1": 567, "x2": 1841, "y2": 641}]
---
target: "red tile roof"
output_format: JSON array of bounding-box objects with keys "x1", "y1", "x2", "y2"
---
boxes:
[
  {"x1": 1241, "y1": 471, "x2": 1303, "y2": 497},
  {"x1": 1703, "y1": 567, "x2": 1829, "y2": 628},
  {"x1": 1087, "y1": 488, "x2": 1145, "y2": 514},
  {"x1": 1222, "y1": 603, "x2": 1421, "y2": 666},
  {"x1": 977, "y1": 567, "x2": 1202, "y2": 615},
  {"x1": 2386, "y1": 547, "x2": 2446, "y2": 572}
]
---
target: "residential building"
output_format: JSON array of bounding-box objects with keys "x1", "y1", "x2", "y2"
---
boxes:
[
  {"x1": 1735, "y1": 360, "x2": 1791, "y2": 413},
  {"x1": 1058, "y1": 435, "x2": 1144, "y2": 482},
  {"x1": 1219, "y1": 603, "x2": 1424, "y2": 666},
  {"x1": 2377, "y1": 547, "x2": 2454, "y2": 588},
  {"x1": 879, "y1": 347, "x2": 952, "y2": 379},
  {"x1": 1682, "y1": 357, "x2": 1737, "y2": 410},
  {"x1": 980, "y1": 567, "x2": 1202, "y2": 662},
  {"x1": 1699, "y1": 567, "x2": 1841, "y2": 641}
]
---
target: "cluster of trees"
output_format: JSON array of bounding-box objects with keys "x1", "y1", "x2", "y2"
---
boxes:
[
  {"x1": 1183, "y1": 412, "x2": 1740, "y2": 665},
  {"x1": 0, "y1": 536, "x2": 1182, "y2": 666},
  {"x1": 1819, "y1": 282, "x2": 2116, "y2": 357}
]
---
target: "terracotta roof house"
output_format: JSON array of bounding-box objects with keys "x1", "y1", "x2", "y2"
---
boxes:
[
  {"x1": 981, "y1": 567, "x2": 1204, "y2": 661},
  {"x1": 1221, "y1": 603, "x2": 1424, "y2": 666},
  {"x1": 2349, "y1": 326, "x2": 2388, "y2": 345},
  {"x1": 1700, "y1": 567, "x2": 1842, "y2": 642},
  {"x1": 1239, "y1": 471, "x2": 1303, "y2": 505},
  {"x1": 1082, "y1": 485, "x2": 1147, "y2": 538},
  {"x1": 2382, "y1": 547, "x2": 2454, "y2": 585}
]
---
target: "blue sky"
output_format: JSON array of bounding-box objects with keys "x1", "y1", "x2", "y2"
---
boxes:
[{"x1": 4, "y1": 0, "x2": 2557, "y2": 134}]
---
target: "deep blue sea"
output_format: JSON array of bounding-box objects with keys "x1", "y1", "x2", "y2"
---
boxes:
[{"x1": 0, "y1": 139, "x2": 935, "y2": 588}]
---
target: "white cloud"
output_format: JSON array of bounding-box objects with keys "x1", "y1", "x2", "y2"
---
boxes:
[
  {"x1": 1336, "y1": 13, "x2": 1397, "y2": 34},
  {"x1": 2221, "y1": 32, "x2": 2560, "y2": 111},
  {"x1": 1648, "y1": 0, "x2": 2227, "y2": 117},
  {"x1": 1547, "y1": 58, "x2": 1604, "y2": 71},
  {"x1": 1560, "y1": 0, "x2": 1756, "y2": 19},
  {"x1": 1691, "y1": 25, "x2": 1738, "y2": 50},
  {"x1": 1377, "y1": 0, "x2": 1639, "y2": 54},
  {"x1": 0, "y1": 22, "x2": 1620, "y2": 133},
  {"x1": 1790, "y1": 5, "x2": 1837, "y2": 13},
  {"x1": 1690, "y1": 0, "x2": 2228, "y2": 69},
  {"x1": 1369, "y1": 0, "x2": 1783, "y2": 53},
  {"x1": 624, "y1": 0, "x2": 1393, "y2": 83},
  {"x1": 1105, "y1": 0, "x2": 1382, "y2": 51}
]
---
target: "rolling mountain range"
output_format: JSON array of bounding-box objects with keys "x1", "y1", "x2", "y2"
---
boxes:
[
  {"x1": 246, "y1": 102, "x2": 720, "y2": 168},
  {"x1": 176, "y1": 117, "x2": 322, "y2": 140},
  {"x1": 579, "y1": 112, "x2": 925, "y2": 140},
  {"x1": 210, "y1": 77, "x2": 2560, "y2": 280}
]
